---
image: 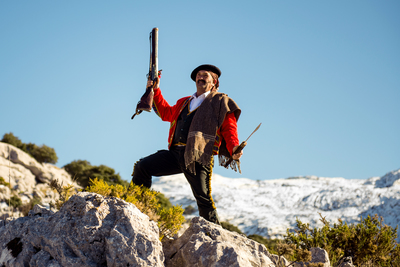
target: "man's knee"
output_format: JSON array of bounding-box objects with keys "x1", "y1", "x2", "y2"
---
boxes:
[{"x1": 131, "y1": 160, "x2": 152, "y2": 188}]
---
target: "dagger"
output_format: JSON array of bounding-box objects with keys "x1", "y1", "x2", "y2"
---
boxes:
[{"x1": 223, "y1": 123, "x2": 262, "y2": 170}]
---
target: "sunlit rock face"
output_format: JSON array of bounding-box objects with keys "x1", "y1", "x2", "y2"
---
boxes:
[
  {"x1": 0, "y1": 192, "x2": 164, "y2": 267},
  {"x1": 0, "y1": 142, "x2": 80, "y2": 219}
]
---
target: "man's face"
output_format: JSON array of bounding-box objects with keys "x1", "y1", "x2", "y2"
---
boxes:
[{"x1": 195, "y1": 70, "x2": 216, "y2": 94}]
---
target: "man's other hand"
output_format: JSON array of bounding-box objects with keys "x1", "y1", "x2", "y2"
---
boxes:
[{"x1": 232, "y1": 145, "x2": 243, "y2": 160}]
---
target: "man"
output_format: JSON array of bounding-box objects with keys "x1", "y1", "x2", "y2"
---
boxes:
[{"x1": 131, "y1": 64, "x2": 242, "y2": 224}]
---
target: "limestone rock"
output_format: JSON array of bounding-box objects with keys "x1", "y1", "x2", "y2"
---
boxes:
[
  {"x1": 28, "y1": 204, "x2": 55, "y2": 217},
  {"x1": 309, "y1": 247, "x2": 330, "y2": 267},
  {"x1": 0, "y1": 142, "x2": 74, "y2": 185},
  {"x1": 293, "y1": 247, "x2": 330, "y2": 267},
  {"x1": 0, "y1": 192, "x2": 164, "y2": 267},
  {"x1": 0, "y1": 142, "x2": 80, "y2": 218},
  {"x1": 163, "y1": 216, "x2": 275, "y2": 267},
  {"x1": 269, "y1": 254, "x2": 290, "y2": 267}
]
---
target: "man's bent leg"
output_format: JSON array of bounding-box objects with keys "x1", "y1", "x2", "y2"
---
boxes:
[
  {"x1": 131, "y1": 150, "x2": 181, "y2": 188},
  {"x1": 182, "y1": 159, "x2": 221, "y2": 225}
]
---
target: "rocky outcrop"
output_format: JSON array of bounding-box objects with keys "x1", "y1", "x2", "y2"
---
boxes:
[
  {"x1": 163, "y1": 216, "x2": 336, "y2": 267},
  {"x1": 0, "y1": 196, "x2": 279, "y2": 267},
  {"x1": 0, "y1": 141, "x2": 392, "y2": 266},
  {"x1": 0, "y1": 193, "x2": 348, "y2": 267},
  {"x1": 0, "y1": 142, "x2": 80, "y2": 218},
  {"x1": 0, "y1": 192, "x2": 164, "y2": 267},
  {"x1": 0, "y1": 142, "x2": 73, "y2": 185},
  {"x1": 163, "y1": 216, "x2": 275, "y2": 267}
]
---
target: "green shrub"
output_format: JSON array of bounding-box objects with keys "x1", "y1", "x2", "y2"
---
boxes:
[
  {"x1": 1, "y1": 132, "x2": 58, "y2": 164},
  {"x1": 275, "y1": 241, "x2": 315, "y2": 267},
  {"x1": 1, "y1": 132, "x2": 23, "y2": 148},
  {"x1": 221, "y1": 221, "x2": 243, "y2": 235},
  {"x1": 63, "y1": 159, "x2": 91, "y2": 176},
  {"x1": 88, "y1": 165, "x2": 128, "y2": 187},
  {"x1": 0, "y1": 176, "x2": 10, "y2": 187},
  {"x1": 156, "y1": 192, "x2": 173, "y2": 211},
  {"x1": 26, "y1": 143, "x2": 58, "y2": 164},
  {"x1": 63, "y1": 160, "x2": 128, "y2": 188},
  {"x1": 285, "y1": 213, "x2": 400, "y2": 266},
  {"x1": 183, "y1": 205, "x2": 196, "y2": 215},
  {"x1": 86, "y1": 178, "x2": 184, "y2": 241},
  {"x1": 8, "y1": 195, "x2": 22, "y2": 208},
  {"x1": 49, "y1": 178, "x2": 77, "y2": 209}
]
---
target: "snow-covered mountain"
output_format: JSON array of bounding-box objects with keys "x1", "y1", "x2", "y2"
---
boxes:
[{"x1": 152, "y1": 169, "x2": 400, "y2": 240}]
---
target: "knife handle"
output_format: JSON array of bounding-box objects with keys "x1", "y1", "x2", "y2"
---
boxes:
[{"x1": 223, "y1": 141, "x2": 247, "y2": 167}]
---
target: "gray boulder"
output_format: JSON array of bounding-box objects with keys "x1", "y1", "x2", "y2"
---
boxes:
[
  {"x1": 309, "y1": 247, "x2": 330, "y2": 267},
  {"x1": 0, "y1": 192, "x2": 164, "y2": 267},
  {"x1": 163, "y1": 216, "x2": 276, "y2": 267},
  {"x1": 293, "y1": 247, "x2": 330, "y2": 267}
]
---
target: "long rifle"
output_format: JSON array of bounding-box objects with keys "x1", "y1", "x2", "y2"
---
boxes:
[{"x1": 131, "y1": 27, "x2": 159, "y2": 119}]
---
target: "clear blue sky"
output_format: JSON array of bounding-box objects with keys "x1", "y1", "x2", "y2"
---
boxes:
[{"x1": 1, "y1": 1, "x2": 399, "y2": 182}]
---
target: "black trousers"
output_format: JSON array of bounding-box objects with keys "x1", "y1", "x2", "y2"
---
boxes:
[{"x1": 131, "y1": 147, "x2": 220, "y2": 224}]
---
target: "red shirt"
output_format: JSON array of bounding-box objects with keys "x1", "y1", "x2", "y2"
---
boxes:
[{"x1": 152, "y1": 88, "x2": 239, "y2": 155}]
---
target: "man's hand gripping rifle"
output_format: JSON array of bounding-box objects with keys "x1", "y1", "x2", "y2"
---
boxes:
[{"x1": 131, "y1": 27, "x2": 161, "y2": 119}]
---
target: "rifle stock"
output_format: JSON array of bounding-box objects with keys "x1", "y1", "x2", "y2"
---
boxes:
[{"x1": 132, "y1": 28, "x2": 159, "y2": 119}]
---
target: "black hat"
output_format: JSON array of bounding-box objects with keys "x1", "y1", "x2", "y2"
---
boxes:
[{"x1": 190, "y1": 64, "x2": 221, "y2": 81}]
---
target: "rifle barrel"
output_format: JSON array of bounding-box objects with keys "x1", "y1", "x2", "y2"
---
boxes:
[{"x1": 150, "y1": 28, "x2": 158, "y2": 81}]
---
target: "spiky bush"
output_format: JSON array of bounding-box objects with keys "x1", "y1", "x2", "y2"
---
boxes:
[
  {"x1": 63, "y1": 160, "x2": 128, "y2": 188},
  {"x1": 285, "y1": 213, "x2": 400, "y2": 266},
  {"x1": 49, "y1": 178, "x2": 77, "y2": 209},
  {"x1": 86, "y1": 178, "x2": 184, "y2": 241},
  {"x1": 156, "y1": 192, "x2": 173, "y2": 210}
]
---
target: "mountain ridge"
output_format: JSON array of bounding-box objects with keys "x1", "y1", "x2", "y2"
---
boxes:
[{"x1": 152, "y1": 168, "x2": 400, "y2": 241}]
